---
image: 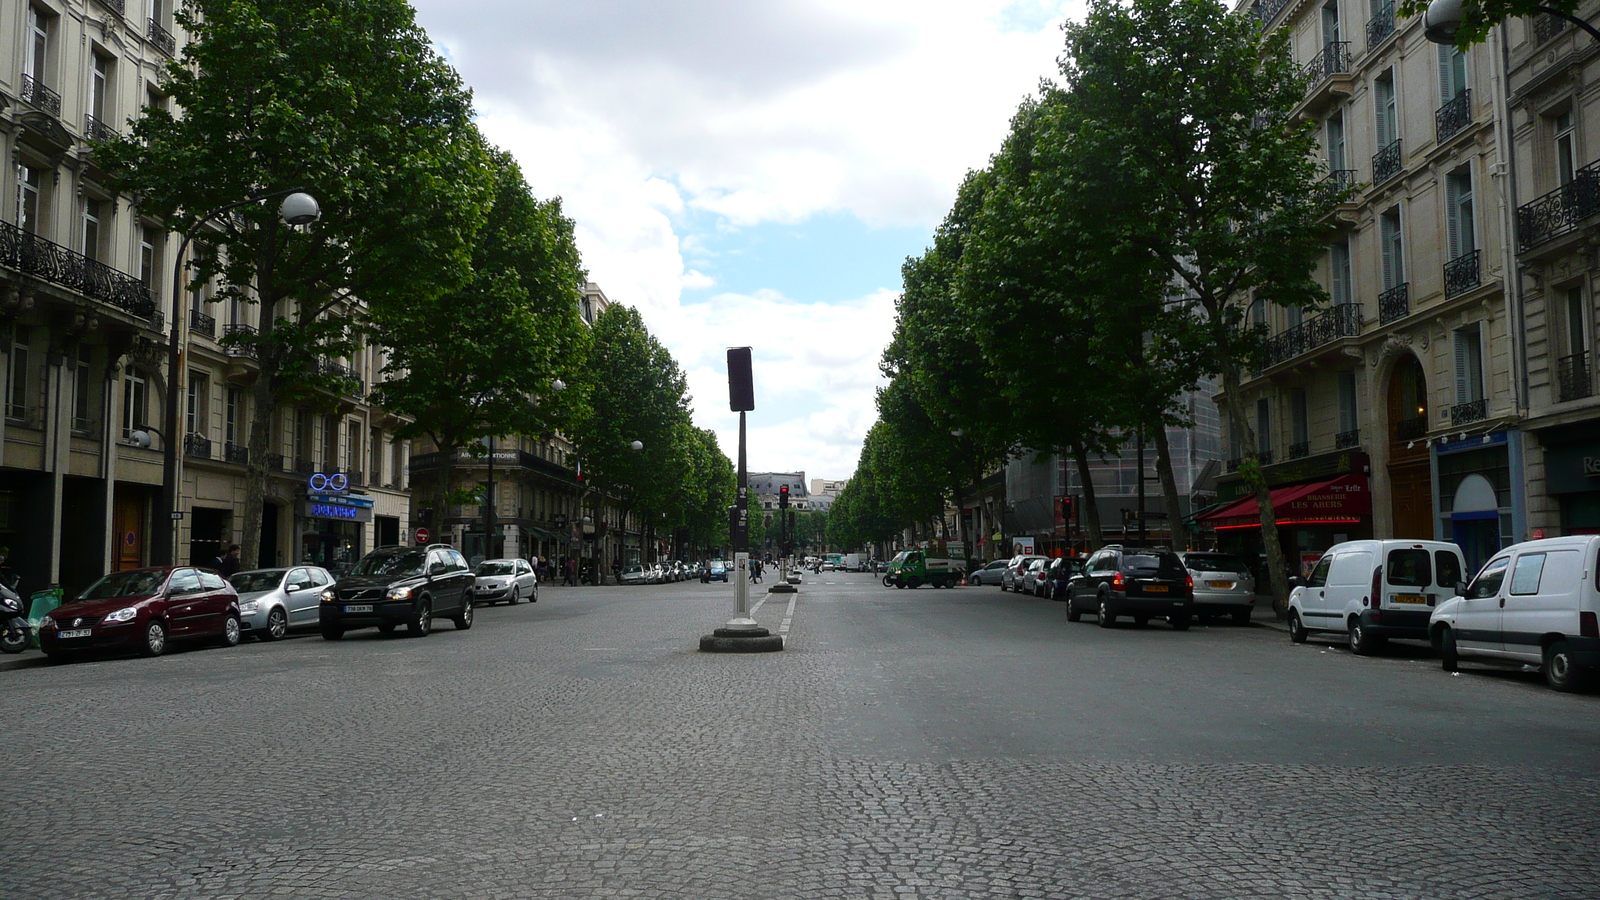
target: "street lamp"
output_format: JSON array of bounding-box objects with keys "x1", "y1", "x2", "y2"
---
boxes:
[
  {"x1": 1423, "y1": 0, "x2": 1600, "y2": 43},
  {"x1": 630, "y1": 440, "x2": 643, "y2": 451},
  {"x1": 153, "y1": 188, "x2": 320, "y2": 566}
]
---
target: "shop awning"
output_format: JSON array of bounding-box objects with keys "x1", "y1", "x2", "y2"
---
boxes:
[
  {"x1": 524, "y1": 525, "x2": 562, "y2": 542},
  {"x1": 1196, "y1": 474, "x2": 1370, "y2": 529}
]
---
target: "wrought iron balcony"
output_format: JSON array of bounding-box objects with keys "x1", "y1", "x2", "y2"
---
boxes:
[
  {"x1": 1335, "y1": 428, "x2": 1361, "y2": 450},
  {"x1": 1303, "y1": 42, "x2": 1352, "y2": 87},
  {"x1": 1367, "y1": 1, "x2": 1396, "y2": 46},
  {"x1": 223, "y1": 442, "x2": 249, "y2": 465},
  {"x1": 1372, "y1": 139, "x2": 1402, "y2": 185},
  {"x1": 1534, "y1": 12, "x2": 1567, "y2": 43},
  {"x1": 1518, "y1": 163, "x2": 1600, "y2": 251},
  {"x1": 1558, "y1": 351, "x2": 1593, "y2": 402},
  {"x1": 147, "y1": 19, "x2": 176, "y2": 56},
  {"x1": 189, "y1": 308, "x2": 216, "y2": 338},
  {"x1": 293, "y1": 457, "x2": 316, "y2": 475},
  {"x1": 1444, "y1": 249, "x2": 1481, "y2": 297},
  {"x1": 184, "y1": 434, "x2": 213, "y2": 460},
  {"x1": 223, "y1": 323, "x2": 257, "y2": 358},
  {"x1": 83, "y1": 114, "x2": 119, "y2": 143},
  {"x1": 1450, "y1": 398, "x2": 1488, "y2": 426},
  {"x1": 1319, "y1": 169, "x2": 1358, "y2": 204},
  {"x1": 96, "y1": 0, "x2": 126, "y2": 15},
  {"x1": 19, "y1": 74, "x2": 61, "y2": 117},
  {"x1": 313, "y1": 356, "x2": 365, "y2": 395},
  {"x1": 1260, "y1": 302, "x2": 1363, "y2": 369},
  {"x1": 1436, "y1": 90, "x2": 1472, "y2": 143},
  {"x1": 1288, "y1": 441, "x2": 1311, "y2": 460},
  {"x1": 1378, "y1": 283, "x2": 1410, "y2": 324},
  {"x1": 266, "y1": 452, "x2": 286, "y2": 472},
  {"x1": 0, "y1": 222, "x2": 159, "y2": 323},
  {"x1": 1226, "y1": 457, "x2": 1242, "y2": 473},
  {"x1": 1395, "y1": 416, "x2": 1428, "y2": 441},
  {"x1": 1255, "y1": 0, "x2": 1292, "y2": 25}
]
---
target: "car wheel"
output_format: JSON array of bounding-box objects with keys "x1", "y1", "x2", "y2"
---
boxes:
[
  {"x1": 1348, "y1": 619, "x2": 1382, "y2": 656},
  {"x1": 1098, "y1": 597, "x2": 1116, "y2": 628},
  {"x1": 1288, "y1": 611, "x2": 1307, "y2": 644},
  {"x1": 141, "y1": 620, "x2": 167, "y2": 657},
  {"x1": 409, "y1": 602, "x2": 432, "y2": 637},
  {"x1": 1066, "y1": 591, "x2": 1082, "y2": 622},
  {"x1": 906, "y1": 577, "x2": 921, "y2": 589},
  {"x1": 1169, "y1": 614, "x2": 1191, "y2": 631},
  {"x1": 1545, "y1": 641, "x2": 1588, "y2": 692},
  {"x1": 507, "y1": 586, "x2": 519, "y2": 606},
  {"x1": 261, "y1": 607, "x2": 288, "y2": 642},
  {"x1": 219, "y1": 614, "x2": 241, "y2": 648},
  {"x1": 532, "y1": 584, "x2": 538, "y2": 603},
  {"x1": 321, "y1": 624, "x2": 343, "y2": 641},
  {"x1": 1232, "y1": 609, "x2": 1252, "y2": 626},
  {"x1": 453, "y1": 597, "x2": 474, "y2": 631},
  {"x1": 1438, "y1": 626, "x2": 1459, "y2": 672}
]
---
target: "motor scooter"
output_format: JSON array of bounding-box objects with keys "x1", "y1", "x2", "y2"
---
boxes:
[{"x1": 0, "y1": 575, "x2": 27, "y2": 654}]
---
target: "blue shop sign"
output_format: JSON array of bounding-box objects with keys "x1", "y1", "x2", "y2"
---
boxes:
[{"x1": 303, "y1": 492, "x2": 374, "y2": 523}]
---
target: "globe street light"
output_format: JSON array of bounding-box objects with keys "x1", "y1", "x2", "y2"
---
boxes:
[
  {"x1": 1423, "y1": 0, "x2": 1600, "y2": 43},
  {"x1": 631, "y1": 440, "x2": 644, "y2": 451},
  {"x1": 153, "y1": 188, "x2": 320, "y2": 566}
]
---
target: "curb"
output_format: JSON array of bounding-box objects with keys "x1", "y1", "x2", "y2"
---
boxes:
[{"x1": 0, "y1": 652, "x2": 50, "y2": 672}]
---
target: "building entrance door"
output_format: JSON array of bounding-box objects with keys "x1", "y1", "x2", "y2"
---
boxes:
[
  {"x1": 189, "y1": 507, "x2": 228, "y2": 568},
  {"x1": 113, "y1": 488, "x2": 147, "y2": 571}
]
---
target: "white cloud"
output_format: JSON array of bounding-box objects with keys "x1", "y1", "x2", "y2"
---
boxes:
[{"x1": 411, "y1": 0, "x2": 1085, "y2": 475}]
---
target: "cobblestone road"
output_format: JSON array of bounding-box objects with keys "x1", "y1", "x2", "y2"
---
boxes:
[{"x1": 3, "y1": 573, "x2": 1598, "y2": 899}]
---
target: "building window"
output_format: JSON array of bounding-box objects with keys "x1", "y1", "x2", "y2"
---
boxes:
[
  {"x1": 347, "y1": 424, "x2": 360, "y2": 479},
  {"x1": 7, "y1": 327, "x2": 31, "y2": 422},
  {"x1": 1330, "y1": 239, "x2": 1352, "y2": 305},
  {"x1": 1327, "y1": 112, "x2": 1347, "y2": 171},
  {"x1": 1438, "y1": 44, "x2": 1467, "y2": 102},
  {"x1": 122, "y1": 370, "x2": 146, "y2": 439},
  {"x1": 225, "y1": 386, "x2": 242, "y2": 446},
  {"x1": 186, "y1": 371, "x2": 208, "y2": 437},
  {"x1": 1322, "y1": 1, "x2": 1341, "y2": 44},
  {"x1": 139, "y1": 226, "x2": 159, "y2": 292},
  {"x1": 16, "y1": 165, "x2": 42, "y2": 234},
  {"x1": 1337, "y1": 370, "x2": 1359, "y2": 434},
  {"x1": 73, "y1": 345, "x2": 92, "y2": 431},
  {"x1": 1375, "y1": 70, "x2": 1398, "y2": 147},
  {"x1": 89, "y1": 53, "x2": 111, "y2": 125},
  {"x1": 83, "y1": 198, "x2": 104, "y2": 262},
  {"x1": 1291, "y1": 388, "x2": 1309, "y2": 447},
  {"x1": 1555, "y1": 110, "x2": 1576, "y2": 186},
  {"x1": 1256, "y1": 398, "x2": 1272, "y2": 455},
  {"x1": 1380, "y1": 207, "x2": 1404, "y2": 290},
  {"x1": 295, "y1": 408, "x2": 313, "y2": 465},
  {"x1": 1565, "y1": 286, "x2": 1588, "y2": 359},
  {"x1": 1454, "y1": 324, "x2": 1485, "y2": 405},
  {"x1": 25, "y1": 6, "x2": 49, "y2": 85},
  {"x1": 322, "y1": 415, "x2": 340, "y2": 471},
  {"x1": 1446, "y1": 167, "x2": 1475, "y2": 259}
]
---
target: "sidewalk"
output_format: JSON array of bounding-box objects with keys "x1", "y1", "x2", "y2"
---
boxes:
[{"x1": 0, "y1": 647, "x2": 48, "y2": 672}]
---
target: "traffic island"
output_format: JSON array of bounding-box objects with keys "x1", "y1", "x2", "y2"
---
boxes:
[
  {"x1": 699, "y1": 625, "x2": 783, "y2": 653},
  {"x1": 767, "y1": 581, "x2": 797, "y2": 594}
]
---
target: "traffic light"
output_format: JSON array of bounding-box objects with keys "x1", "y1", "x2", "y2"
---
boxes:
[
  {"x1": 1059, "y1": 496, "x2": 1074, "y2": 524},
  {"x1": 779, "y1": 484, "x2": 789, "y2": 510}
]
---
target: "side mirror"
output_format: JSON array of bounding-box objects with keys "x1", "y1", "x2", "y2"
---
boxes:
[
  {"x1": 1286, "y1": 576, "x2": 1301, "y2": 589},
  {"x1": 429, "y1": 562, "x2": 447, "y2": 576},
  {"x1": 1456, "y1": 581, "x2": 1468, "y2": 596}
]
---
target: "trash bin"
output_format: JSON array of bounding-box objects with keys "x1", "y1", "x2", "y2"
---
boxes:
[{"x1": 26, "y1": 588, "x2": 62, "y2": 648}]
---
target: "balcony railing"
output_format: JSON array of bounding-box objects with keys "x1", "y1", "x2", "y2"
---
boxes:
[
  {"x1": 1558, "y1": 351, "x2": 1592, "y2": 402},
  {"x1": 293, "y1": 457, "x2": 316, "y2": 475},
  {"x1": 1372, "y1": 139, "x2": 1403, "y2": 185},
  {"x1": 189, "y1": 308, "x2": 216, "y2": 338},
  {"x1": 1436, "y1": 90, "x2": 1472, "y2": 143},
  {"x1": 345, "y1": 469, "x2": 365, "y2": 487},
  {"x1": 1534, "y1": 12, "x2": 1568, "y2": 43},
  {"x1": 1260, "y1": 302, "x2": 1363, "y2": 369},
  {"x1": 184, "y1": 434, "x2": 213, "y2": 460},
  {"x1": 1255, "y1": 0, "x2": 1292, "y2": 24},
  {"x1": 1395, "y1": 416, "x2": 1429, "y2": 441},
  {"x1": 266, "y1": 452, "x2": 286, "y2": 472},
  {"x1": 1302, "y1": 42, "x2": 1352, "y2": 88},
  {"x1": 1378, "y1": 283, "x2": 1410, "y2": 324},
  {"x1": 312, "y1": 357, "x2": 365, "y2": 395},
  {"x1": 0, "y1": 222, "x2": 159, "y2": 323},
  {"x1": 83, "y1": 114, "x2": 119, "y2": 143},
  {"x1": 95, "y1": 0, "x2": 126, "y2": 15},
  {"x1": 1443, "y1": 249, "x2": 1481, "y2": 297},
  {"x1": 147, "y1": 19, "x2": 176, "y2": 56},
  {"x1": 1319, "y1": 168, "x2": 1358, "y2": 205},
  {"x1": 1367, "y1": 1, "x2": 1396, "y2": 46},
  {"x1": 19, "y1": 74, "x2": 61, "y2": 117},
  {"x1": 223, "y1": 442, "x2": 249, "y2": 465},
  {"x1": 1335, "y1": 428, "x2": 1361, "y2": 449},
  {"x1": 1256, "y1": 450, "x2": 1275, "y2": 465},
  {"x1": 223, "y1": 323, "x2": 257, "y2": 358},
  {"x1": 1450, "y1": 398, "x2": 1488, "y2": 426},
  {"x1": 1288, "y1": 441, "x2": 1311, "y2": 460},
  {"x1": 1518, "y1": 163, "x2": 1600, "y2": 251}
]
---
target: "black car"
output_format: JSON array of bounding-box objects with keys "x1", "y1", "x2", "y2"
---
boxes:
[
  {"x1": 1065, "y1": 546, "x2": 1194, "y2": 629},
  {"x1": 1042, "y1": 557, "x2": 1086, "y2": 601},
  {"x1": 318, "y1": 545, "x2": 475, "y2": 639}
]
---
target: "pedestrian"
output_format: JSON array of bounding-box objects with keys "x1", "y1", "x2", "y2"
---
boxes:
[
  {"x1": 215, "y1": 544, "x2": 242, "y2": 577},
  {"x1": 565, "y1": 557, "x2": 577, "y2": 586}
]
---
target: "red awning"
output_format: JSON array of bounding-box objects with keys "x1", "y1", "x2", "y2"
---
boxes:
[{"x1": 1198, "y1": 474, "x2": 1370, "y2": 529}]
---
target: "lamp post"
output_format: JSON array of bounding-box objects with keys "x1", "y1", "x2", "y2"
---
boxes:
[
  {"x1": 152, "y1": 189, "x2": 319, "y2": 566},
  {"x1": 1423, "y1": 0, "x2": 1600, "y2": 42}
]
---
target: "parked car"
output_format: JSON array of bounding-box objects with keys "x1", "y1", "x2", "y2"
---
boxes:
[
  {"x1": 1022, "y1": 558, "x2": 1050, "y2": 596},
  {"x1": 1286, "y1": 540, "x2": 1466, "y2": 655},
  {"x1": 967, "y1": 560, "x2": 1010, "y2": 586},
  {"x1": 1177, "y1": 551, "x2": 1257, "y2": 624},
  {"x1": 621, "y1": 564, "x2": 650, "y2": 585},
  {"x1": 707, "y1": 560, "x2": 730, "y2": 582},
  {"x1": 1430, "y1": 535, "x2": 1600, "y2": 691},
  {"x1": 319, "y1": 545, "x2": 474, "y2": 639},
  {"x1": 1001, "y1": 555, "x2": 1047, "y2": 592},
  {"x1": 40, "y1": 567, "x2": 241, "y2": 661},
  {"x1": 229, "y1": 566, "x2": 335, "y2": 640},
  {"x1": 472, "y1": 558, "x2": 538, "y2": 605},
  {"x1": 1066, "y1": 546, "x2": 1194, "y2": 629},
  {"x1": 1042, "y1": 557, "x2": 1086, "y2": 601}
]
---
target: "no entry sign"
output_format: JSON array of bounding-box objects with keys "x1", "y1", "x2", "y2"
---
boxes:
[{"x1": 415, "y1": 527, "x2": 430, "y2": 544}]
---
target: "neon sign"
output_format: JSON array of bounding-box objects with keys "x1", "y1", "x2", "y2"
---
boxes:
[
  {"x1": 308, "y1": 473, "x2": 348, "y2": 492},
  {"x1": 310, "y1": 502, "x2": 361, "y2": 519}
]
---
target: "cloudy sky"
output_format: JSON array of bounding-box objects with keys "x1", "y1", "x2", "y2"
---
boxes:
[{"x1": 409, "y1": 0, "x2": 1085, "y2": 478}]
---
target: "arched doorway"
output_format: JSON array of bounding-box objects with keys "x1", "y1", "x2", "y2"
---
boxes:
[{"x1": 1386, "y1": 354, "x2": 1434, "y2": 539}]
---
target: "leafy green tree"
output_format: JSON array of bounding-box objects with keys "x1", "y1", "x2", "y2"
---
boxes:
[
  {"x1": 101, "y1": 0, "x2": 491, "y2": 568},
  {"x1": 371, "y1": 149, "x2": 589, "y2": 524},
  {"x1": 681, "y1": 427, "x2": 735, "y2": 558}
]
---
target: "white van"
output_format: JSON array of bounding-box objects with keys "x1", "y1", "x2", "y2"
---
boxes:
[
  {"x1": 1287, "y1": 540, "x2": 1468, "y2": 655},
  {"x1": 1430, "y1": 535, "x2": 1600, "y2": 692}
]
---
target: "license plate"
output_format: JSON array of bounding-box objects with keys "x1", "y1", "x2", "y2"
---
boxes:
[
  {"x1": 1207, "y1": 581, "x2": 1235, "y2": 590},
  {"x1": 57, "y1": 628, "x2": 91, "y2": 639},
  {"x1": 1145, "y1": 585, "x2": 1169, "y2": 593},
  {"x1": 343, "y1": 604, "x2": 373, "y2": 613},
  {"x1": 1393, "y1": 594, "x2": 1428, "y2": 605}
]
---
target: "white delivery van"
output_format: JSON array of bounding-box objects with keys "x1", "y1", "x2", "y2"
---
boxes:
[
  {"x1": 1287, "y1": 540, "x2": 1468, "y2": 655},
  {"x1": 1430, "y1": 534, "x2": 1600, "y2": 692}
]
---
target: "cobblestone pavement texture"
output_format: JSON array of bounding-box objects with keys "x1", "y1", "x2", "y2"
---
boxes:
[{"x1": 3, "y1": 574, "x2": 1598, "y2": 899}]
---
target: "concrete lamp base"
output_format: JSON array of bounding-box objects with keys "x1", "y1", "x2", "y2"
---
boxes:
[
  {"x1": 767, "y1": 582, "x2": 797, "y2": 594},
  {"x1": 699, "y1": 626, "x2": 783, "y2": 653}
]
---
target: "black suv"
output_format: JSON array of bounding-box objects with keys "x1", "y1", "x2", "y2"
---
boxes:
[
  {"x1": 1065, "y1": 546, "x2": 1194, "y2": 629},
  {"x1": 319, "y1": 545, "x2": 474, "y2": 639}
]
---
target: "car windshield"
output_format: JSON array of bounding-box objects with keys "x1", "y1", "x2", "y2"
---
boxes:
[
  {"x1": 1184, "y1": 554, "x2": 1249, "y2": 574},
  {"x1": 625, "y1": 565, "x2": 645, "y2": 574},
  {"x1": 229, "y1": 570, "x2": 286, "y2": 593},
  {"x1": 350, "y1": 549, "x2": 426, "y2": 578},
  {"x1": 79, "y1": 570, "x2": 168, "y2": 600},
  {"x1": 1123, "y1": 553, "x2": 1186, "y2": 576},
  {"x1": 712, "y1": 561, "x2": 727, "y2": 569},
  {"x1": 476, "y1": 562, "x2": 515, "y2": 576}
]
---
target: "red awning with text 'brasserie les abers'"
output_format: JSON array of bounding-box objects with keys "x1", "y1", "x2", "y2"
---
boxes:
[{"x1": 1199, "y1": 474, "x2": 1370, "y2": 530}]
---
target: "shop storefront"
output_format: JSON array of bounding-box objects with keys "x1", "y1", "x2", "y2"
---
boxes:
[
  {"x1": 1434, "y1": 430, "x2": 1523, "y2": 577},
  {"x1": 299, "y1": 491, "x2": 373, "y2": 577},
  {"x1": 1540, "y1": 425, "x2": 1600, "y2": 536},
  {"x1": 1201, "y1": 452, "x2": 1372, "y2": 583}
]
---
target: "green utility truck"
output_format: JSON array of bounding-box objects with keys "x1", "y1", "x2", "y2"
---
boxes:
[{"x1": 883, "y1": 542, "x2": 965, "y2": 589}]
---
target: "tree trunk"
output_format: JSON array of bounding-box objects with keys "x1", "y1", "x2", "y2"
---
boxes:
[
  {"x1": 1220, "y1": 366, "x2": 1287, "y2": 614},
  {"x1": 1151, "y1": 424, "x2": 1188, "y2": 551},
  {"x1": 1071, "y1": 440, "x2": 1103, "y2": 547},
  {"x1": 240, "y1": 363, "x2": 276, "y2": 570}
]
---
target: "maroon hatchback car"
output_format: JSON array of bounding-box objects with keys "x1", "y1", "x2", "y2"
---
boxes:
[{"x1": 39, "y1": 567, "x2": 241, "y2": 661}]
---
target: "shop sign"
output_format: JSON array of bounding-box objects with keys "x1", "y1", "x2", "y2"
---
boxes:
[
  {"x1": 1543, "y1": 443, "x2": 1600, "y2": 494},
  {"x1": 304, "y1": 491, "x2": 374, "y2": 524},
  {"x1": 1216, "y1": 451, "x2": 1370, "y2": 504},
  {"x1": 308, "y1": 472, "x2": 348, "y2": 492}
]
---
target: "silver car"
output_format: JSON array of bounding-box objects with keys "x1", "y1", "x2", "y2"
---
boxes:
[
  {"x1": 472, "y1": 558, "x2": 538, "y2": 605},
  {"x1": 967, "y1": 560, "x2": 1009, "y2": 586},
  {"x1": 1177, "y1": 551, "x2": 1257, "y2": 624},
  {"x1": 229, "y1": 566, "x2": 335, "y2": 641}
]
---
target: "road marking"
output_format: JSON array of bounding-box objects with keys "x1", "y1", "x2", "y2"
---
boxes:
[
  {"x1": 779, "y1": 594, "x2": 798, "y2": 639},
  {"x1": 750, "y1": 594, "x2": 769, "y2": 615}
]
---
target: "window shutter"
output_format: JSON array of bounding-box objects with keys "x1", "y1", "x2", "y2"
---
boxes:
[
  {"x1": 1453, "y1": 330, "x2": 1470, "y2": 405},
  {"x1": 1437, "y1": 45, "x2": 1453, "y2": 104},
  {"x1": 1380, "y1": 214, "x2": 1397, "y2": 289},
  {"x1": 1459, "y1": 176, "x2": 1474, "y2": 254},
  {"x1": 1446, "y1": 177, "x2": 1461, "y2": 260},
  {"x1": 1331, "y1": 242, "x2": 1350, "y2": 305}
]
